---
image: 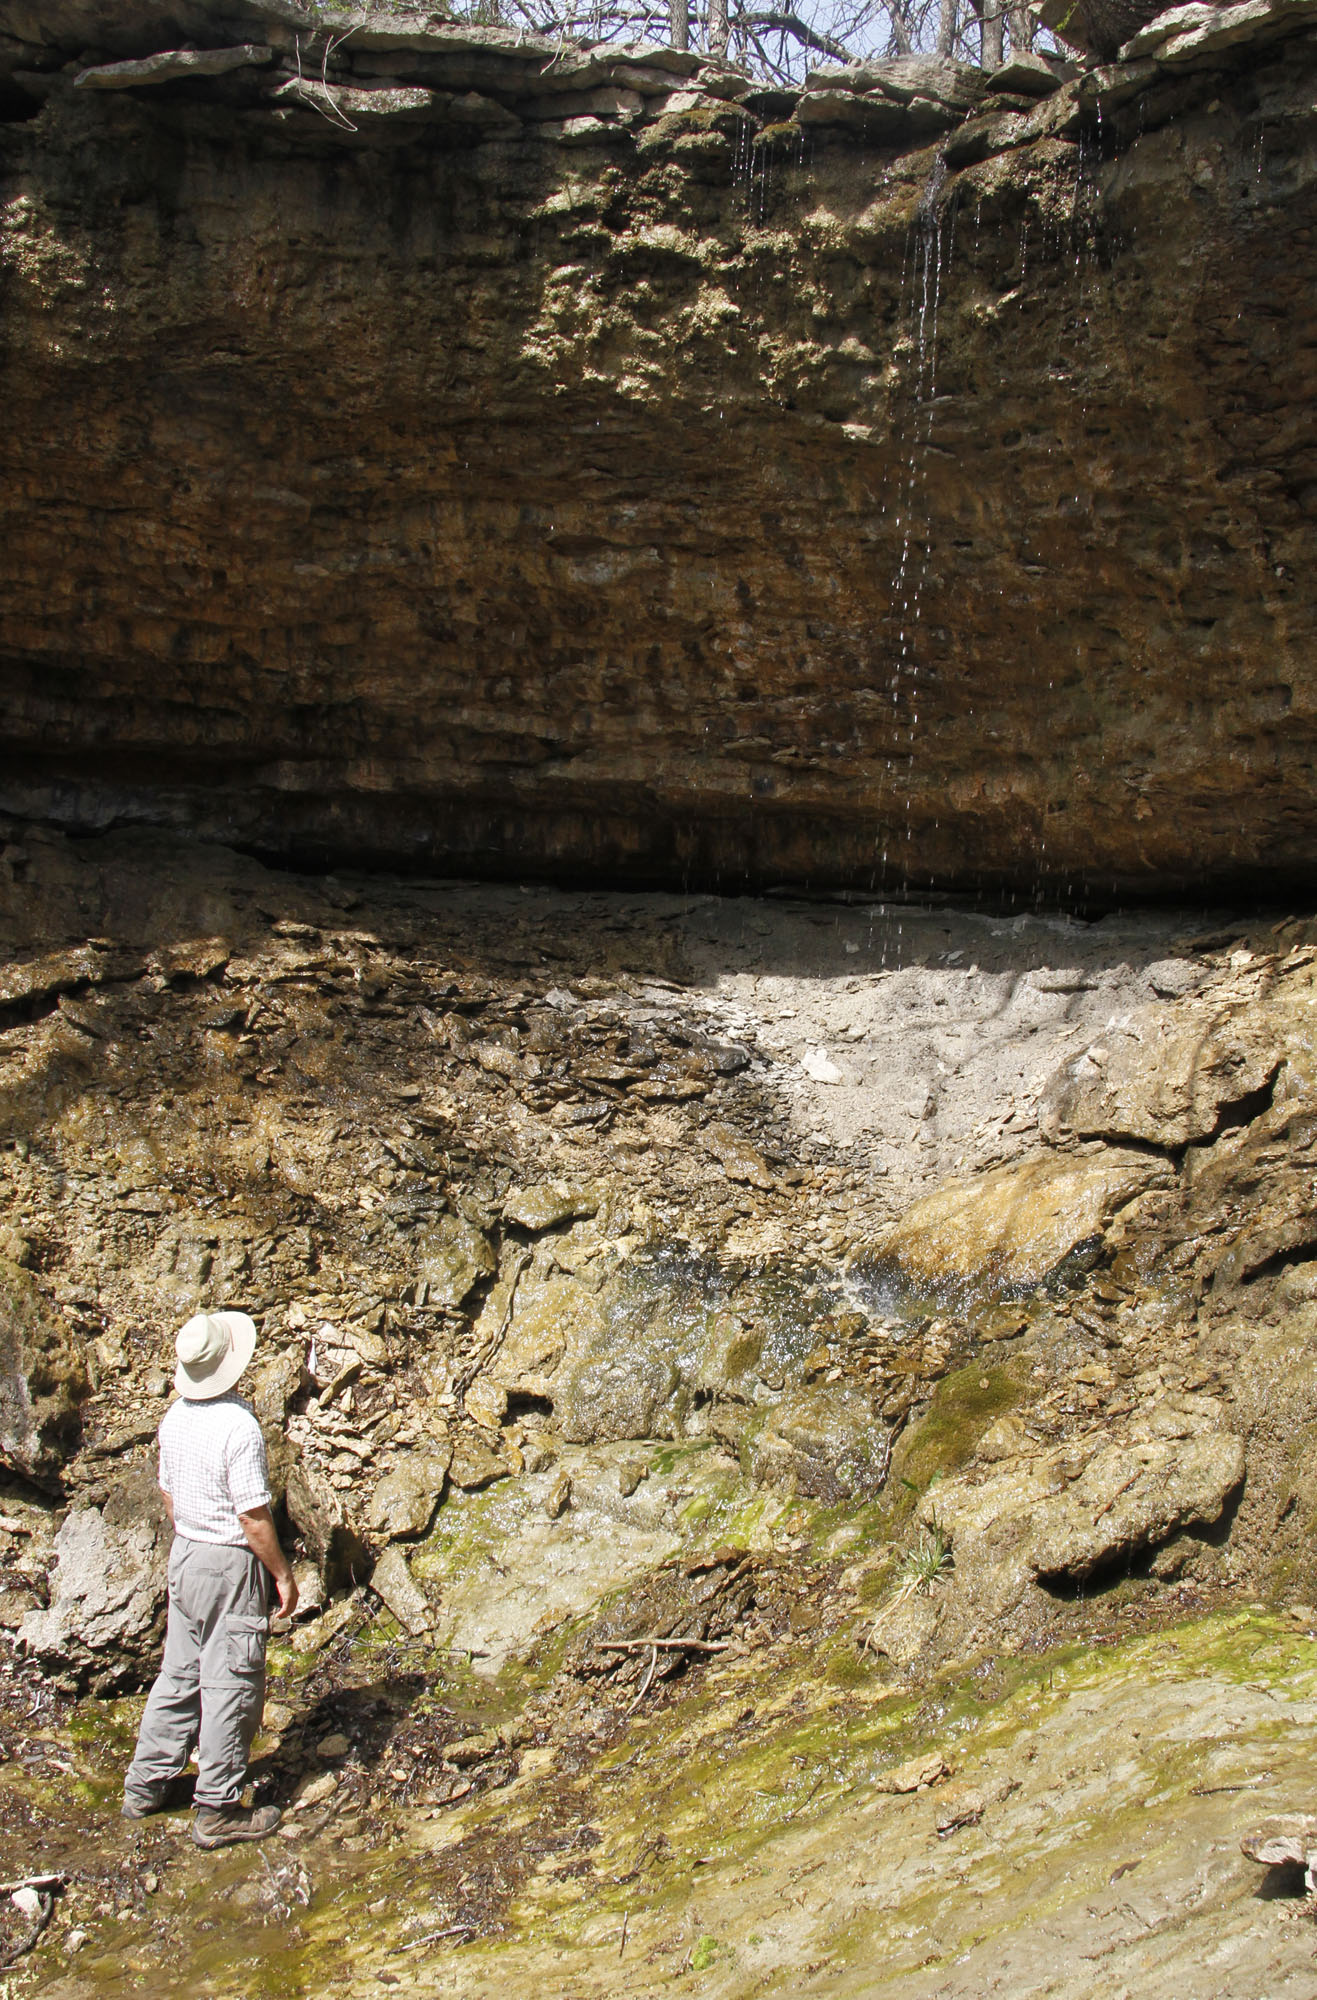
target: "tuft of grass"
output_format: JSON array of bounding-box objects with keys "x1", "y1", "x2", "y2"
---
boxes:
[
  {"x1": 862, "y1": 1518, "x2": 953, "y2": 1654},
  {"x1": 895, "y1": 1520, "x2": 953, "y2": 1595}
]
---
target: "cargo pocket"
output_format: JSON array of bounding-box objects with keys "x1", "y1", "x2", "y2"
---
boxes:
[{"x1": 224, "y1": 1614, "x2": 268, "y2": 1676}]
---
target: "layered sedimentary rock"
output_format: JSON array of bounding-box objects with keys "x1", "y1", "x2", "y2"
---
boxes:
[{"x1": 1, "y1": 2, "x2": 1316, "y2": 898}]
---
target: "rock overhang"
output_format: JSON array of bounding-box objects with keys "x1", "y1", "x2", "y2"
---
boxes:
[{"x1": 2, "y1": 2, "x2": 1317, "y2": 900}]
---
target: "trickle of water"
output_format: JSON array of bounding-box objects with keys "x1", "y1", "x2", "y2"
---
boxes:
[{"x1": 875, "y1": 161, "x2": 950, "y2": 899}]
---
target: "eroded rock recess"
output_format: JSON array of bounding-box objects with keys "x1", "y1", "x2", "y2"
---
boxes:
[{"x1": 2, "y1": 0, "x2": 1317, "y2": 896}]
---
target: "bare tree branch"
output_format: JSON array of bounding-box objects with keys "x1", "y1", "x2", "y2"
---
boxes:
[
  {"x1": 440, "y1": 0, "x2": 1057, "y2": 78},
  {"x1": 736, "y1": 8, "x2": 856, "y2": 62}
]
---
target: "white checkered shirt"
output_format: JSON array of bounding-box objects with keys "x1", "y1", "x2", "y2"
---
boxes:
[{"x1": 158, "y1": 1392, "x2": 272, "y2": 1546}]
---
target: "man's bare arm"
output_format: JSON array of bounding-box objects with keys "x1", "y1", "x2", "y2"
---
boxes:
[
  {"x1": 237, "y1": 1504, "x2": 299, "y2": 1619},
  {"x1": 161, "y1": 1491, "x2": 175, "y2": 1530}
]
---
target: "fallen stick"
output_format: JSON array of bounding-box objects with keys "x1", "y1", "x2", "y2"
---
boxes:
[
  {"x1": 0, "y1": 1889, "x2": 55, "y2": 1968},
  {"x1": 0, "y1": 1877, "x2": 64, "y2": 1898},
  {"x1": 627, "y1": 1643, "x2": 659, "y2": 1714},
  {"x1": 392, "y1": 1923, "x2": 477, "y2": 1953},
  {"x1": 597, "y1": 1637, "x2": 732, "y2": 1654}
]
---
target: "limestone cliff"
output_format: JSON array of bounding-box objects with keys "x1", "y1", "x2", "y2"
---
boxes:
[{"x1": 1, "y1": 0, "x2": 1316, "y2": 898}]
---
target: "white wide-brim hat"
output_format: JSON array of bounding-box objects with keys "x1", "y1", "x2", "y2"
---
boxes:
[{"x1": 174, "y1": 1310, "x2": 258, "y2": 1400}]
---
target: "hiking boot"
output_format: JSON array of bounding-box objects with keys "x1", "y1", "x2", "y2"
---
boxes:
[
  {"x1": 121, "y1": 1776, "x2": 193, "y2": 1819},
  {"x1": 191, "y1": 1803, "x2": 283, "y2": 1849}
]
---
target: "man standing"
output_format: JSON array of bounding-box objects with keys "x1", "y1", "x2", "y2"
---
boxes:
[{"x1": 123, "y1": 1310, "x2": 299, "y2": 1848}]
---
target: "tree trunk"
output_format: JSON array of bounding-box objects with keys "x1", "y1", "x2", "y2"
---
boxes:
[
  {"x1": 669, "y1": 0, "x2": 689, "y2": 49},
  {"x1": 888, "y1": 1, "x2": 916, "y2": 53},
  {"x1": 1006, "y1": 0, "x2": 1034, "y2": 48},
  {"x1": 707, "y1": 0, "x2": 729, "y2": 58},
  {"x1": 981, "y1": 0, "x2": 1004, "y2": 65},
  {"x1": 935, "y1": 0, "x2": 959, "y2": 53}
]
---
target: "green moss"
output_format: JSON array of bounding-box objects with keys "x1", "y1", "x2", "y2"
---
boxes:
[
  {"x1": 887, "y1": 1359, "x2": 1025, "y2": 1512},
  {"x1": 691, "y1": 1933, "x2": 723, "y2": 1970},
  {"x1": 753, "y1": 121, "x2": 804, "y2": 148}
]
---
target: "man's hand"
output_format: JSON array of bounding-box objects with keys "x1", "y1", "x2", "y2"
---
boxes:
[{"x1": 237, "y1": 1504, "x2": 298, "y2": 1619}]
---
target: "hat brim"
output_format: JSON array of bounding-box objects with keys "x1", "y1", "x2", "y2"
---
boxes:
[{"x1": 174, "y1": 1311, "x2": 258, "y2": 1400}]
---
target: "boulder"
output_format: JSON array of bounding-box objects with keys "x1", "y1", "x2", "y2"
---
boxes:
[
  {"x1": 0, "y1": 1259, "x2": 91, "y2": 1487},
  {"x1": 556, "y1": 1350, "x2": 684, "y2": 1444},
  {"x1": 923, "y1": 1417, "x2": 1246, "y2": 1597},
  {"x1": 19, "y1": 1466, "x2": 168, "y2": 1690},
  {"x1": 1035, "y1": 0, "x2": 1167, "y2": 57},
  {"x1": 490, "y1": 1271, "x2": 597, "y2": 1388},
  {"x1": 284, "y1": 1460, "x2": 372, "y2": 1595},
  {"x1": 1027, "y1": 1433, "x2": 1245, "y2": 1582},
  {"x1": 868, "y1": 1150, "x2": 1170, "y2": 1300},
  {"x1": 367, "y1": 1452, "x2": 451, "y2": 1540}
]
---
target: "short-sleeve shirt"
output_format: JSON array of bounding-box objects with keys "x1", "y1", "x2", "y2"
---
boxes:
[{"x1": 158, "y1": 1393, "x2": 271, "y2": 1547}]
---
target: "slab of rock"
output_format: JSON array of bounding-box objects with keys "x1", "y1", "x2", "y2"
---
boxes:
[
  {"x1": 0, "y1": 946, "x2": 145, "y2": 1010},
  {"x1": 875, "y1": 1749, "x2": 949, "y2": 1793},
  {"x1": 249, "y1": 1346, "x2": 309, "y2": 1431},
  {"x1": 1157, "y1": 0, "x2": 1300, "y2": 61},
  {"x1": 367, "y1": 1452, "x2": 451, "y2": 1541},
  {"x1": 870, "y1": 1150, "x2": 1170, "y2": 1296},
  {"x1": 866, "y1": 1590, "x2": 945, "y2": 1667},
  {"x1": 464, "y1": 1377, "x2": 508, "y2": 1429},
  {"x1": 0, "y1": 1259, "x2": 91, "y2": 1487},
  {"x1": 19, "y1": 1466, "x2": 168, "y2": 1690},
  {"x1": 1241, "y1": 1814, "x2": 1317, "y2": 1893},
  {"x1": 414, "y1": 1216, "x2": 495, "y2": 1309},
  {"x1": 76, "y1": 46, "x2": 274, "y2": 89},
  {"x1": 988, "y1": 53, "x2": 1068, "y2": 94},
  {"x1": 448, "y1": 1433, "x2": 512, "y2": 1490},
  {"x1": 1119, "y1": 0, "x2": 1216, "y2": 57},
  {"x1": 802, "y1": 1047, "x2": 845, "y2": 1085},
  {"x1": 1027, "y1": 1433, "x2": 1245, "y2": 1582},
  {"x1": 934, "y1": 1784, "x2": 985, "y2": 1833},
  {"x1": 702, "y1": 1124, "x2": 774, "y2": 1190},
  {"x1": 1039, "y1": 1003, "x2": 1280, "y2": 1148},
  {"x1": 370, "y1": 1545, "x2": 433, "y2": 1636},
  {"x1": 285, "y1": 1461, "x2": 372, "y2": 1595},
  {"x1": 502, "y1": 1181, "x2": 600, "y2": 1231}
]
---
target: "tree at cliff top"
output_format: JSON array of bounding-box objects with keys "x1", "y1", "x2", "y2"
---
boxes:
[{"x1": 356, "y1": 0, "x2": 1050, "y2": 78}]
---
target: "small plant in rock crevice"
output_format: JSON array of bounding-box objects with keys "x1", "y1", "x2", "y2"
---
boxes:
[
  {"x1": 862, "y1": 1517, "x2": 953, "y2": 1653},
  {"x1": 895, "y1": 1519, "x2": 953, "y2": 1595}
]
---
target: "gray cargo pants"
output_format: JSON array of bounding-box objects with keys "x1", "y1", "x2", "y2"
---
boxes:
[{"x1": 124, "y1": 1537, "x2": 269, "y2": 1812}]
